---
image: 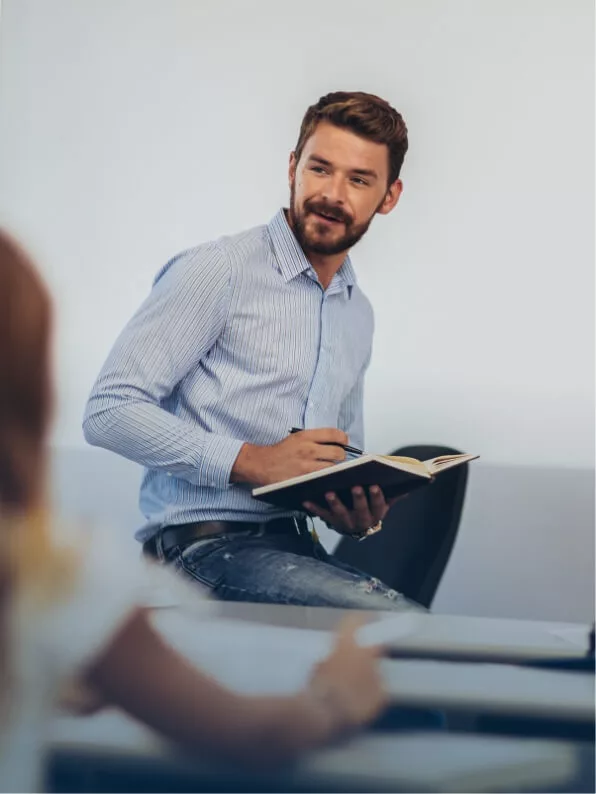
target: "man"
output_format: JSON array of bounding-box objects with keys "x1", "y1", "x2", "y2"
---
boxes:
[{"x1": 84, "y1": 91, "x2": 423, "y2": 611}]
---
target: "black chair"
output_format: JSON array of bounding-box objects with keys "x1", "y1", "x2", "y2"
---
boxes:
[{"x1": 332, "y1": 445, "x2": 469, "y2": 609}]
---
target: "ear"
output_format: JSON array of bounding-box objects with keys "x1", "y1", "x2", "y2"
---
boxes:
[
  {"x1": 288, "y1": 152, "x2": 297, "y2": 188},
  {"x1": 376, "y1": 179, "x2": 403, "y2": 216}
]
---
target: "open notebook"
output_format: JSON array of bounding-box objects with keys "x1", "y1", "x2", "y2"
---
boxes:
[{"x1": 253, "y1": 452, "x2": 478, "y2": 512}]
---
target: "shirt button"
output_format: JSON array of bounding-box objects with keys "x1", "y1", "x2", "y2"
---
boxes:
[{"x1": 210, "y1": 481, "x2": 216, "y2": 488}]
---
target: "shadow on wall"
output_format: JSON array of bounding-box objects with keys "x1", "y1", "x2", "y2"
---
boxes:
[{"x1": 49, "y1": 446, "x2": 595, "y2": 624}]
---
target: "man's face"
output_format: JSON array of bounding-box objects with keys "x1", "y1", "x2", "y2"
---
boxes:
[{"x1": 288, "y1": 121, "x2": 402, "y2": 256}]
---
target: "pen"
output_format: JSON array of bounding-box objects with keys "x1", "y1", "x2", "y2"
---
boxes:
[{"x1": 289, "y1": 427, "x2": 363, "y2": 456}]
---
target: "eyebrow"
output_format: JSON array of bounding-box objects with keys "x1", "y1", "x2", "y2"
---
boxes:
[{"x1": 308, "y1": 154, "x2": 379, "y2": 181}]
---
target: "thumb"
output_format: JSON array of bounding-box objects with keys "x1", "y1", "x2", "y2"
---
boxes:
[
  {"x1": 334, "y1": 614, "x2": 367, "y2": 647},
  {"x1": 334, "y1": 616, "x2": 387, "y2": 657}
]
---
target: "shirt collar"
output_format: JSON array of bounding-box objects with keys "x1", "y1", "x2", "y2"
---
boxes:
[{"x1": 267, "y1": 209, "x2": 356, "y2": 297}]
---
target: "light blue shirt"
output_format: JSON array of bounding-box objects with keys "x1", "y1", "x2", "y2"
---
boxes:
[{"x1": 83, "y1": 210, "x2": 374, "y2": 541}]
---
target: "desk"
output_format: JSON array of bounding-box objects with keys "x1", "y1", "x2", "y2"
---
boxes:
[
  {"x1": 211, "y1": 601, "x2": 591, "y2": 663},
  {"x1": 47, "y1": 608, "x2": 594, "y2": 792},
  {"x1": 48, "y1": 710, "x2": 593, "y2": 793},
  {"x1": 150, "y1": 610, "x2": 594, "y2": 726},
  {"x1": 378, "y1": 658, "x2": 594, "y2": 723}
]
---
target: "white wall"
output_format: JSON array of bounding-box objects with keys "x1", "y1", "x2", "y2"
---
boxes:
[
  {"x1": 0, "y1": 0, "x2": 592, "y2": 466},
  {"x1": 0, "y1": 0, "x2": 593, "y2": 619}
]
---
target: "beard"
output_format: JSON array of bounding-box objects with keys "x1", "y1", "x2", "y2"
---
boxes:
[{"x1": 288, "y1": 183, "x2": 378, "y2": 256}]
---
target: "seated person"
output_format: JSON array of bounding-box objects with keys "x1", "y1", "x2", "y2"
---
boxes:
[
  {"x1": 0, "y1": 229, "x2": 389, "y2": 792},
  {"x1": 83, "y1": 90, "x2": 424, "y2": 611}
]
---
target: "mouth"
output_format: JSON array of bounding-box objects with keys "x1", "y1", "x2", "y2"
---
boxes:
[{"x1": 311, "y1": 211, "x2": 343, "y2": 226}]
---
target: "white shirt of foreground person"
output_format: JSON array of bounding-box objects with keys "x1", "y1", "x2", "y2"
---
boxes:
[{"x1": 0, "y1": 523, "x2": 206, "y2": 793}]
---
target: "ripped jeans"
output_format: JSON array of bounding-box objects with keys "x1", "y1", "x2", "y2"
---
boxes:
[{"x1": 164, "y1": 527, "x2": 426, "y2": 612}]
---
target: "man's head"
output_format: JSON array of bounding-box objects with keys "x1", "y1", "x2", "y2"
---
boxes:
[{"x1": 288, "y1": 91, "x2": 408, "y2": 257}]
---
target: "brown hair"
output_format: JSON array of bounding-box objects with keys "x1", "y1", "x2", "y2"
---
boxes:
[
  {"x1": 0, "y1": 232, "x2": 59, "y2": 705},
  {"x1": 294, "y1": 91, "x2": 409, "y2": 186},
  {"x1": 0, "y1": 232, "x2": 52, "y2": 513}
]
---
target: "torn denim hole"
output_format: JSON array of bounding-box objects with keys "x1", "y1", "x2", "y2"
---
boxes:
[
  {"x1": 357, "y1": 577, "x2": 400, "y2": 600},
  {"x1": 357, "y1": 577, "x2": 380, "y2": 595}
]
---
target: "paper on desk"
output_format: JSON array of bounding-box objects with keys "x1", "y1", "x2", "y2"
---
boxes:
[
  {"x1": 548, "y1": 626, "x2": 589, "y2": 650},
  {"x1": 151, "y1": 611, "x2": 420, "y2": 696},
  {"x1": 153, "y1": 612, "x2": 332, "y2": 694},
  {"x1": 356, "y1": 613, "x2": 421, "y2": 646}
]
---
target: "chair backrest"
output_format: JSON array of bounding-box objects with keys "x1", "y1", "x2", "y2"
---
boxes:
[{"x1": 332, "y1": 444, "x2": 469, "y2": 608}]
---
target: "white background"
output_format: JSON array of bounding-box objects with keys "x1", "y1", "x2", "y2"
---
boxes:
[
  {"x1": 0, "y1": 0, "x2": 593, "y2": 620},
  {"x1": 1, "y1": 0, "x2": 593, "y2": 466}
]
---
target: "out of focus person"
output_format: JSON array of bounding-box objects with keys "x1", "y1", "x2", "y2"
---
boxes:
[{"x1": 0, "y1": 230, "x2": 388, "y2": 792}]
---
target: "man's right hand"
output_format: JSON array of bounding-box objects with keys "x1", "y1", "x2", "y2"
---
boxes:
[{"x1": 231, "y1": 428, "x2": 348, "y2": 486}]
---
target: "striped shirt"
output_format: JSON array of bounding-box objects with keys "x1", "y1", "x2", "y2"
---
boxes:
[{"x1": 83, "y1": 209, "x2": 374, "y2": 541}]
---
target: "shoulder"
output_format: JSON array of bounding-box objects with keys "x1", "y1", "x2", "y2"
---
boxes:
[
  {"x1": 152, "y1": 242, "x2": 229, "y2": 293},
  {"x1": 152, "y1": 222, "x2": 268, "y2": 292},
  {"x1": 214, "y1": 222, "x2": 269, "y2": 267}
]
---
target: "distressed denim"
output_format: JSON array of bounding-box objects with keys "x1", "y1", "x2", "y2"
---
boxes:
[{"x1": 163, "y1": 528, "x2": 426, "y2": 612}]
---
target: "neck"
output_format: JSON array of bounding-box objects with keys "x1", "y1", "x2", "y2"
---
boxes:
[{"x1": 308, "y1": 252, "x2": 347, "y2": 290}]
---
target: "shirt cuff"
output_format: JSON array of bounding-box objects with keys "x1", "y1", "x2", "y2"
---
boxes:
[{"x1": 198, "y1": 434, "x2": 246, "y2": 490}]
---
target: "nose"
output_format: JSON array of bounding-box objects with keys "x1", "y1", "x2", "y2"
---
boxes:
[{"x1": 321, "y1": 173, "x2": 347, "y2": 206}]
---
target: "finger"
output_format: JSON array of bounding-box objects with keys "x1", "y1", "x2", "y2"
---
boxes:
[
  {"x1": 349, "y1": 641, "x2": 387, "y2": 661},
  {"x1": 302, "y1": 501, "x2": 333, "y2": 523},
  {"x1": 362, "y1": 641, "x2": 387, "y2": 657},
  {"x1": 368, "y1": 485, "x2": 388, "y2": 519},
  {"x1": 335, "y1": 614, "x2": 367, "y2": 644},
  {"x1": 351, "y1": 486, "x2": 372, "y2": 527},
  {"x1": 306, "y1": 460, "x2": 340, "y2": 473},
  {"x1": 334, "y1": 616, "x2": 386, "y2": 654},
  {"x1": 325, "y1": 492, "x2": 353, "y2": 529},
  {"x1": 301, "y1": 427, "x2": 349, "y2": 446},
  {"x1": 299, "y1": 441, "x2": 344, "y2": 463},
  {"x1": 312, "y1": 443, "x2": 346, "y2": 463}
]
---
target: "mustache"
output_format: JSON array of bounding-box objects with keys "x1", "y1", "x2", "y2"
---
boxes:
[{"x1": 305, "y1": 200, "x2": 353, "y2": 226}]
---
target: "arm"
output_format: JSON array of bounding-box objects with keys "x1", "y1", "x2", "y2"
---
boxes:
[
  {"x1": 82, "y1": 247, "x2": 244, "y2": 491},
  {"x1": 83, "y1": 246, "x2": 363, "y2": 490},
  {"x1": 84, "y1": 609, "x2": 387, "y2": 768}
]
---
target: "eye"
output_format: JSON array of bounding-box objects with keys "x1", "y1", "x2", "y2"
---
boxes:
[
  {"x1": 310, "y1": 165, "x2": 328, "y2": 174},
  {"x1": 351, "y1": 176, "x2": 369, "y2": 186}
]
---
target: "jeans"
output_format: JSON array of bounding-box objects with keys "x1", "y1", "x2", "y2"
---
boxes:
[{"x1": 162, "y1": 526, "x2": 426, "y2": 612}]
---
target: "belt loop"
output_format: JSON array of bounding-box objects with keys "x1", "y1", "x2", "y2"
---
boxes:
[
  {"x1": 293, "y1": 516, "x2": 306, "y2": 536},
  {"x1": 155, "y1": 530, "x2": 166, "y2": 563},
  {"x1": 308, "y1": 517, "x2": 320, "y2": 544}
]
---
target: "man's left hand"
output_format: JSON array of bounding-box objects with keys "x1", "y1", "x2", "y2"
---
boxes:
[{"x1": 303, "y1": 485, "x2": 401, "y2": 536}]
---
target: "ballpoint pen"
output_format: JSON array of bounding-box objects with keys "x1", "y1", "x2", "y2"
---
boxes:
[{"x1": 289, "y1": 427, "x2": 363, "y2": 456}]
